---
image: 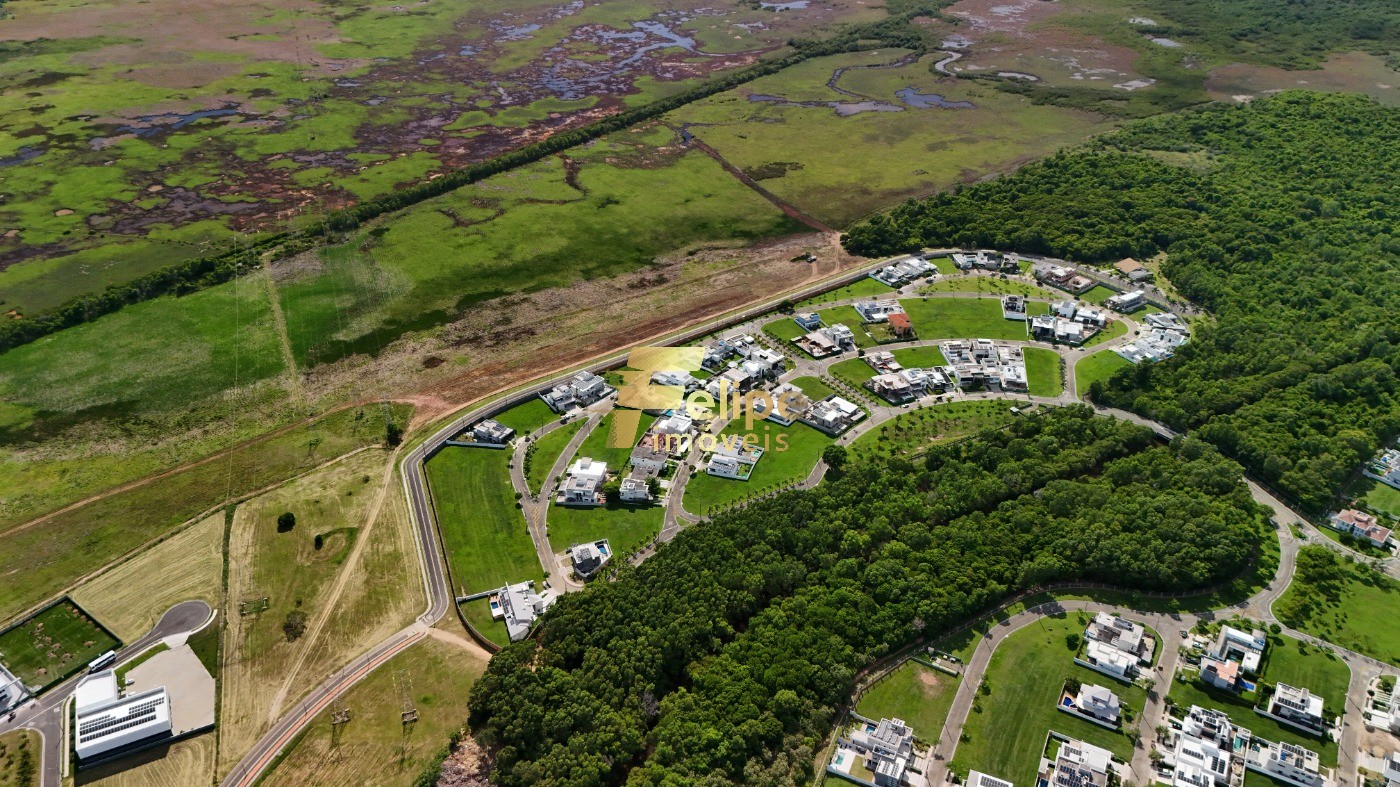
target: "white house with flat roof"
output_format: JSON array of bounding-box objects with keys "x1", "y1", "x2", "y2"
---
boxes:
[
  {"x1": 1381, "y1": 752, "x2": 1399, "y2": 787},
  {"x1": 1212, "y1": 625, "x2": 1266, "y2": 674},
  {"x1": 490, "y1": 581, "x2": 554, "y2": 642},
  {"x1": 1105, "y1": 290, "x2": 1146, "y2": 313},
  {"x1": 968, "y1": 771, "x2": 1014, "y2": 787},
  {"x1": 558, "y1": 457, "x2": 608, "y2": 506},
  {"x1": 1267, "y1": 684, "x2": 1326, "y2": 733},
  {"x1": 1070, "y1": 683, "x2": 1121, "y2": 725},
  {"x1": 1047, "y1": 738, "x2": 1116, "y2": 787},
  {"x1": 1245, "y1": 738, "x2": 1331, "y2": 787}
]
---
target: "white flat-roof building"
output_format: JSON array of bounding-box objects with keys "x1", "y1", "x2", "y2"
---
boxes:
[
  {"x1": 491, "y1": 581, "x2": 554, "y2": 642},
  {"x1": 968, "y1": 771, "x2": 1015, "y2": 787},
  {"x1": 569, "y1": 540, "x2": 612, "y2": 578},
  {"x1": 73, "y1": 670, "x2": 172, "y2": 763},
  {"x1": 1082, "y1": 640, "x2": 1137, "y2": 680},
  {"x1": 541, "y1": 371, "x2": 612, "y2": 412},
  {"x1": 854, "y1": 300, "x2": 905, "y2": 323},
  {"x1": 1048, "y1": 738, "x2": 1116, "y2": 787},
  {"x1": 558, "y1": 457, "x2": 608, "y2": 506},
  {"x1": 1268, "y1": 684, "x2": 1326, "y2": 732},
  {"x1": 1213, "y1": 625, "x2": 1266, "y2": 674},
  {"x1": 1003, "y1": 295, "x2": 1028, "y2": 320},
  {"x1": 1245, "y1": 739, "x2": 1330, "y2": 787},
  {"x1": 1381, "y1": 752, "x2": 1400, "y2": 787},
  {"x1": 1105, "y1": 290, "x2": 1146, "y2": 313},
  {"x1": 1072, "y1": 684, "x2": 1122, "y2": 725}
]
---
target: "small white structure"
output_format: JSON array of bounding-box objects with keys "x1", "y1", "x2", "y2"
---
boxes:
[
  {"x1": 558, "y1": 457, "x2": 608, "y2": 506},
  {"x1": 802, "y1": 396, "x2": 864, "y2": 436},
  {"x1": 619, "y1": 475, "x2": 652, "y2": 503},
  {"x1": 73, "y1": 669, "x2": 172, "y2": 763},
  {"x1": 1081, "y1": 640, "x2": 1137, "y2": 680},
  {"x1": 469, "y1": 419, "x2": 514, "y2": 445},
  {"x1": 1381, "y1": 752, "x2": 1400, "y2": 787},
  {"x1": 854, "y1": 300, "x2": 906, "y2": 324},
  {"x1": 1002, "y1": 295, "x2": 1028, "y2": 320}
]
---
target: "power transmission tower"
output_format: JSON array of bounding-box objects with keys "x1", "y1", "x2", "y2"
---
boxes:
[{"x1": 396, "y1": 670, "x2": 418, "y2": 725}]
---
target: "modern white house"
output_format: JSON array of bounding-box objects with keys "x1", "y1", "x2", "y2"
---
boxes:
[
  {"x1": 1085, "y1": 613, "x2": 1151, "y2": 662},
  {"x1": 1172, "y1": 733, "x2": 1232, "y2": 787},
  {"x1": 568, "y1": 540, "x2": 612, "y2": 579},
  {"x1": 968, "y1": 771, "x2": 1015, "y2": 787},
  {"x1": 467, "y1": 418, "x2": 515, "y2": 446},
  {"x1": 1046, "y1": 738, "x2": 1117, "y2": 787},
  {"x1": 1069, "y1": 683, "x2": 1121, "y2": 725},
  {"x1": 1364, "y1": 446, "x2": 1400, "y2": 491},
  {"x1": 619, "y1": 474, "x2": 652, "y2": 503},
  {"x1": 847, "y1": 717, "x2": 915, "y2": 787},
  {"x1": 802, "y1": 396, "x2": 864, "y2": 436},
  {"x1": 706, "y1": 441, "x2": 764, "y2": 480},
  {"x1": 1081, "y1": 640, "x2": 1138, "y2": 680},
  {"x1": 1244, "y1": 738, "x2": 1330, "y2": 787},
  {"x1": 1105, "y1": 290, "x2": 1146, "y2": 312},
  {"x1": 73, "y1": 670, "x2": 172, "y2": 764},
  {"x1": 853, "y1": 300, "x2": 905, "y2": 323},
  {"x1": 1267, "y1": 684, "x2": 1326, "y2": 733},
  {"x1": 558, "y1": 457, "x2": 608, "y2": 506},
  {"x1": 490, "y1": 580, "x2": 555, "y2": 642},
  {"x1": 540, "y1": 371, "x2": 612, "y2": 412},
  {"x1": 1212, "y1": 625, "x2": 1267, "y2": 674},
  {"x1": 1382, "y1": 752, "x2": 1400, "y2": 787}
]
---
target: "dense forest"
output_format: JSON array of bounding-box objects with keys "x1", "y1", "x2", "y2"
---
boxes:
[
  {"x1": 843, "y1": 93, "x2": 1400, "y2": 513},
  {"x1": 468, "y1": 408, "x2": 1266, "y2": 785}
]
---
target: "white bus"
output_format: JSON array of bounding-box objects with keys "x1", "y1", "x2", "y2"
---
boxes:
[{"x1": 87, "y1": 651, "x2": 116, "y2": 672}]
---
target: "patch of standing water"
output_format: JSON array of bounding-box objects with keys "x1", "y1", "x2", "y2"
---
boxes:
[
  {"x1": 747, "y1": 94, "x2": 905, "y2": 115},
  {"x1": 615, "y1": 20, "x2": 698, "y2": 67},
  {"x1": 895, "y1": 87, "x2": 974, "y2": 109},
  {"x1": 0, "y1": 146, "x2": 43, "y2": 167},
  {"x1": 759, "y1": 0, "x2": 809, "y2": 9},
  {"x1": 115, "y1": 108, "x2": 240, "y2": 137}
]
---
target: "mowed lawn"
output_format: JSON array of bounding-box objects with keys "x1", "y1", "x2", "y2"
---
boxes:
[
  {"x1": 789, "y1": 376, "x2": 837, "y2": 401},
  {"x1": 1024, "y1": 348, "x2": 1064, "y2": 397},
  {"x1": 682, "y1": 422, "x2": 832, "y2": 514},
  {"x1": 492, "y1": 398, "x2": 560, "y2": 438},
  {"x1": 830, "y1": 357, "x2": 877, "y2": 392},
  {"x1": 765, "y1": 316, "x2": 810, "y2": 343},
  {"x1": 1359, "y1": 479, "x2": 1400, "y2": 519},
  {"x1": 546, "y1": 502, "x2": 665, "y2": 557},
  {"x1": 952, "y1": 615, "x2": 1144, "y2": 787},
  {"x1": 525, "y1": 419, "x2": 587, "y2": 495},
  {"x1": 424, "y1": 447, "x2": 541, "y2": 595},
  {"x1": 573, "y1": 411, "x2": 637, "y2": 469},
  {"x1": 899, "y1": 297, "x2": 1044, "y2": 341},
  {"x1": 1277, "y1": 559, "x2": 1400, "y2": 667},
  {"x1": 892, "y1": 345, "x2": 947, "y2": 368},
  {"x1": 0, "y1": 599, "x2": 119, "y2": 690},
  {"x1": 919, "y1": 278, "x2": 1057, "y2": 299},
  {"x1": 1082, "y1": 318, "x2": 1129, "y2": 348},
  {"x1": 857, "y1": 660, "x2": 962, "y2": 743},
  {"x1": 1074, "y1": 350, "x2": 1132, "y2": 397},
  {"x1": 816, "y1": 305, "x2": 879, "y2": 348},
  {"x1": 797, "y1": 277, "x2": 895, "y2": 307}
]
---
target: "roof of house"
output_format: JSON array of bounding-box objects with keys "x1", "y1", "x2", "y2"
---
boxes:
[
  {"x1": 1115, "y1": 258, "x2": 1146, "y2": 273},
  {"x1": 888, "y1": 312, "x2": 912, "y2": 330}
]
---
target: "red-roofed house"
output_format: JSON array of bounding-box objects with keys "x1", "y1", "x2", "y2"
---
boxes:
[
  {"x1": 1329, "y1": 509, "x2": 1394, "y2": 549},
  {"x1": 887, "y1": 312, "x2": 914, "y2": 339}
]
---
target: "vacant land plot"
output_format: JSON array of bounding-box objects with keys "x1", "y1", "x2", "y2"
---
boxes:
[
  {"x1": 217, "y1": 449, "x2": 398, "y2": 776},
  {"x1": 1277, "y1": 557, "x2": 1400, "y2": 667},
  {"x1": 682, "y1": 422, "x2": 832, "y2": 514},
  {"x1": 0, "y1": 599, "x2": 118, "y2": 690},
  {"x1": 892, "y1": 346, "x2": 948, "y2": 369},
  {"x1": 1079, "y1": 286, "x2": 1117, "y2": 305},
  {"x1": 72, "y1": 511, "x2": 224, "y2": 642},
  {"x1": 425, "y1": 447, "x2": 541, "y2": 595},
  {"x1": 899, "y1": 298, "x2": 1045, "y2": 341},
  {"x1": 491, "y1": 399, "x2": 559, "y2": 438},
  {"x1": 79, "y1": 732, "x2": 214, "y2": 787},
  {"x1": 1081, "y1": 319, "x2": 1129, "y2": 348},
  {"x1": 797, "y1": 278, "x2": 896, "y2": 307},
  {"x1": 260, "y1": 635, "x2": 489, "y2": 787},
  {"x1": 1074, "y1": 350, "x2": 1132, "y2": 398},
  {"x1": 849, "y1": 401, "x2": 1018, "y2": 461},
  {"x1": 1024, "y1": 348, "x2": 1064, "y2": 397},
  {"x1": 0, "y1": 404, "x2": 406, "y2": 623},
  {"x1": 525, "y1": 420, "x2": 587, "y2": 496},
  {"x1": 857, "y1": 660, "x2": 962, "y2": 743},
  {"x1": 1358, "y1": 479, "x2": 1400, "y2": 519},
  {"x1": 830, "y1": 358, "x2": 877, "y2": 392},
  {"x1": 572, "y1": 412, "x2": 636, "y2": 471},
  {"x1": 1206, "y1": 52, "x2": 1399, "y2": 107},
  {"x1": 952, "y1": 615, "x2": 1144, "y2": 787},
  {"x1": 547, "y1": 502, "x2": 665, "y2": 558},
  {"x1": 671, "y1": 50, "x2": 1115, "y2": 227},
  {"x1": 790, "y1": 376, "x2": 838, "y2": 402},
  {"x1": 0, "y1": 729, "x2": 38, "y2": 787},
  {"x1": 764, "y1": 316, "x2": 811, "y2": 344},
  {"x1": 919, "y1": 278, "x2": 1057, "y2": 298}
]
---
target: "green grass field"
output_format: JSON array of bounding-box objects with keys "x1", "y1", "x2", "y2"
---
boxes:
[
  {"x1": 830, "y1": 358, "x2": 877, "y2": 391},
  {"x1": 424, "y1": 447, "x2": 541, "y2": 595},
  {"x1": 1081, "y1": 319, "x2": 1129, "y2": 348},
  {"x1": 1259, "y1": 635, "x2": 1350, "y2": 712},
  {"x1": 0, "y1": 728, "x2": 38, "y2": 787},
  {"x1": 849, "y1": 401, "x2": 1018, "y2": 461},
  {"x1": 952, "y1": 615, "x2": 1142, "y2": 787},
  {"x1": 1277, "y1": 558, "x2": 1400, "y2": 666},
  {"x1": 0, "y1": 599, "x2": 119, "y2": 690},
  {"x1": 1024, "y1": 348, "x2": 1064, "y2": 397},
  {"x1": 546, "y1": 501, "x2": 664, "y2": 558},
  {"x1": 573, "y1": 412, "x2": 637, "y2": 470},
  {"x1": 816, "y1": 306, "x2": 879, "y2": 348},
  {"x1": 525, "y1": 420, "x2": 587, "y2": 495},
  {"x1": 899, "y1": 298, "x2": 1045, "y2": 341},
  {"x1": 1078, "y1": 286, "x2": 1117, "y2": 305},
  {"x1": 789, "y1": 376, "x2": 838, "y2": 402},
  {"x1": 765, "y1": 317, "x2": 811, "y2": 344},
  {"x1": 0, "y1": 405, "x2": 405, "y2": 622},
  {"x1": 669, "y1": 49, "x2": 1115, "y2": 227},
  {"x1": 797, "y1": 278, "x2": 896, "y2": 307},
  {"x1": 493, "y1": 399, "x2": 560, "y2": 438},
  {"x1": 891, "y1": 346, "x2": 947, "y2": 368},
  {"x1": 1074, "y1": 350, "x2": 1133, "y2": 397},
  {"x1": 682, "y1": 422, "x2": 832, "y2": 514},
  {"x1": 1359, "y1": 479, "x2": 1400, "y2": 519},
  {"x1": 857, "y1": 660, "x2": 961, "y2": 743}
]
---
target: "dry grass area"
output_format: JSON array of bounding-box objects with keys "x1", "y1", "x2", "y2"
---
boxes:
[
  {"x1": 259, "y1": 635, "x2": 488, "y2": 787},
  {"x1": 1206, "y1": 52, "x2": 1399, "y2": 106},
  {"x1": 216, "y1": 448, "x2": 415, "y2": 777},
  {"x1": 943, "y1": 0, "x2": 1148, "y2": 88},
  {"x1": 305, "y1": 231, "x2": 852, "y2": 427},
  {"x1": 77, "y1": 732, "x2": 215, "y2": 787},
  {"x1": 71, "y1": 511, "x2": 224, "y2": 641}
]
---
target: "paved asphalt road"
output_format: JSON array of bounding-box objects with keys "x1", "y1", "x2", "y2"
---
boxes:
[{"x1": 0, "y1": 600, "x2": 213, "y2": 787}]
